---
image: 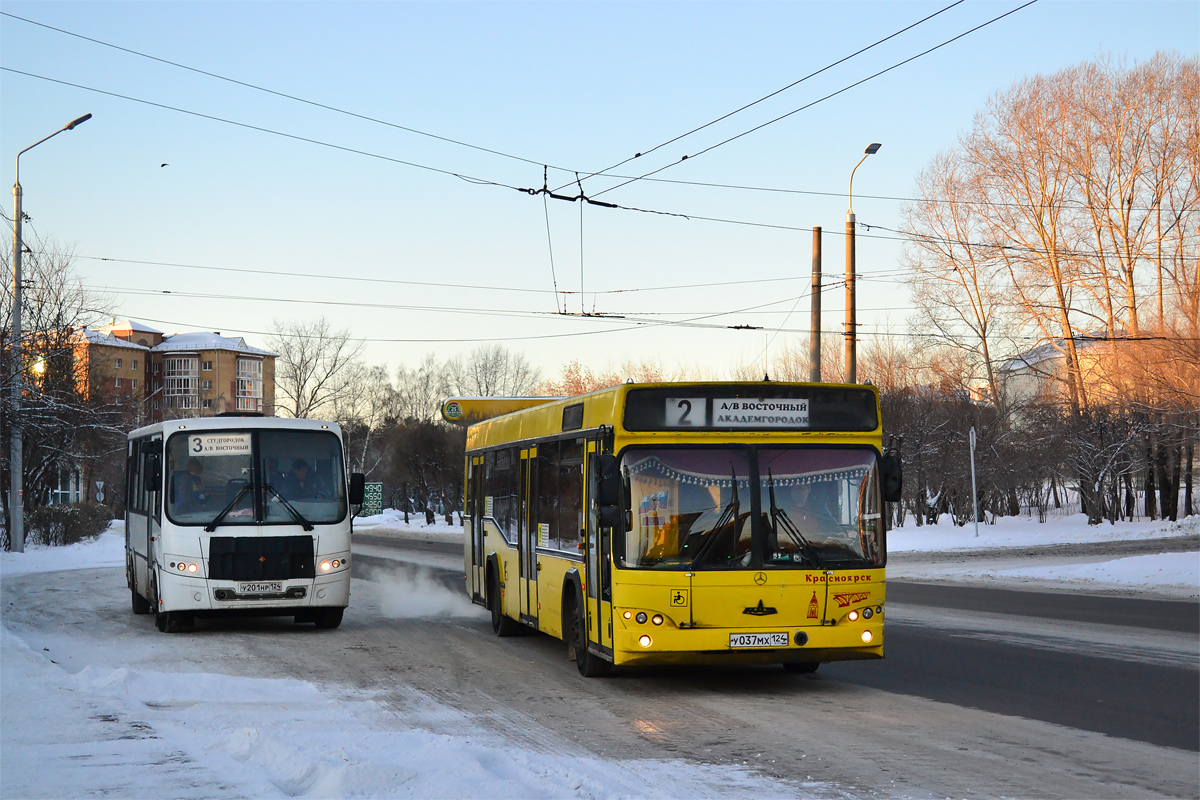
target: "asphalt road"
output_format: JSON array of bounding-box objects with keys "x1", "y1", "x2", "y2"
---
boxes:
[{"x1": 355, "y1": 532, "x2": 1200, "y2": 752}]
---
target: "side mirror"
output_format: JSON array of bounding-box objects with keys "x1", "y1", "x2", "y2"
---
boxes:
[
  {"x1": 593, "y1": 454, "x2": 623, "y2": 529},
  {"x1": 880, "y1": 453, "x2": 903, "y2": 503},
  {"x1": 349, "y1": 473, "x2": 366, "y2": 506}
]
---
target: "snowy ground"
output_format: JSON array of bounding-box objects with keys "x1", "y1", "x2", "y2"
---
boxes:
[{"x1": 2, "y1": 514, "x2": 1197, "y2": 799}]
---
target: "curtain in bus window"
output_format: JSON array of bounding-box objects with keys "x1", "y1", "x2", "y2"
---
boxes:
[
  {"x1": 619, "y1": 448, "x2": 753, "y2": 569},
  {"x1": 757, "y1": 448, "x2": 883, "y2": 568}
]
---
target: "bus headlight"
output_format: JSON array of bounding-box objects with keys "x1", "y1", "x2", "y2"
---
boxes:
[
  {"x1": 848, "y1": 610, "x2": 859, "y2": 622},
  {"x1": 635, "y1": 612, "x2": 648, "y2": 624},
  {"x1": 638, "y1": 635, "x2": 652, "y2": 648},
  {"x1": 187, "y1": 563, "x2": 198, "y2": 574},
  {"x1": 320, "y1": 561, "x2": 332, "y2": 571},
  {"x1": 652, "y1": 614, "x2": 663, "y2": 626},
  {"x1": 862, "y1": 607, "x2": 873, "y2": 619},
  {"x1": 861, "y1": 630, "x2": 874, "y2": 643}
]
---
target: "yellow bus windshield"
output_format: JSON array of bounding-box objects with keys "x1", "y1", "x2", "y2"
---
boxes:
[{"x1": 618, "y1": 446, "x2": 883, "y2": 571}]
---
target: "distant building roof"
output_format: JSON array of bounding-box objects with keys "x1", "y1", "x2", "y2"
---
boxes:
[
  {"x1": 152, "y1": 332, "x2": 275, "y2": 357},
  {"x1": 97, "y1": 319, "x2": 164, "y2": 335},
  {"x1": 76, "y1": 329, "x2": 151, "y2": 351},
  {"x1": 998, "y1": 335, "x2": 1106, "y2": 373}
]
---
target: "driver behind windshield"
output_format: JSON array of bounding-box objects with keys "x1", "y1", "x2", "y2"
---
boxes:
[{"x1": 281, "y1": 459, "x2": 325, "y2": 499}]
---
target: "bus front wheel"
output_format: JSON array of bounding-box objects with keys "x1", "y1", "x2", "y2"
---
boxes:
[
  {"x1": 565, "y1": 596, "x2": 611, "y2": 678},
  {"x1": 155, "y1": 611, "x2": 191, "y2": 633},
  {"x1": 488, "y1": 572, "x2": 520, "y2": 637},
  {"x1": 314, "y1": 608, "x2": 344, "y2": 629}
]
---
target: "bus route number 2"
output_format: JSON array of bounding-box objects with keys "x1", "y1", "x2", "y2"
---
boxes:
[{"x1": 665, "y1": 398, "x2": 706, "y2": 427}]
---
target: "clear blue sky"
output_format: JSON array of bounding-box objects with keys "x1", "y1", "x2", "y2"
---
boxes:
[{"x1": 3, "y1": 1, "x2": 1197, "y2": 381}]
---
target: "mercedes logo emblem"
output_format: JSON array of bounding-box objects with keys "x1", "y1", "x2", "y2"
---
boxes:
[{"x1": 753, "y1": 572, "x2": 767, "y2": 585}]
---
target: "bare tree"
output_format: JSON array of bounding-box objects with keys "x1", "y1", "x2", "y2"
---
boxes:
[
  {"x1": 332, "y1": 363, "x2": 398, "y2": 476},
  {"x1": 444, "y1": 344, "x2": 541, "y2": 397},
  {"x1": 395, "y1": 353, "x2": 451, "y2": 422},
  {"x1": 267, "y1": 317, "x2": 366, "y2": 419}
]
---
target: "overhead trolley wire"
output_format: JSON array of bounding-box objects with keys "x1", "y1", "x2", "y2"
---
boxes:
[
  {"x1": 593, "y1": 0, "x2": 1040, "y2": 198},
  {"x1": 0, "y1": 67, "x2": 523, "y2": 191},
  {"x1": 0, "y1": 11, "x2": 573, "y2": 176},
  {"x1": 560, "y1": 0, "x2": 967, "y2": 193}
]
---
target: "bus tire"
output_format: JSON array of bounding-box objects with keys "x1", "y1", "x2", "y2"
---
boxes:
[
  {"x1": 131, "y1": 584, "x2": 151, "y2": 615},
  {"x1": 488, "y1": 572, "x2": 520, "y2": 637},
  {"x1": 155, "y1": 611, "x2": 189, "y2": 633},
  {"x1": 314, "y1": 608, "x2": 344, "y2": 629},
  {"x1": 783, "y1": 661, "x2": 820, "y2": 674},
  {"x1": 565, "y1": 595, "x2": 611, "y2": 678}
]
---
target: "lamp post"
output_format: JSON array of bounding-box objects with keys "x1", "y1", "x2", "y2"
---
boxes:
[
  {"x1": 9, "y1": 113, "x2": 91, "y2": 552},
  {"x1": 845, "y1": 142, "x2": 881, "y2": 385}
]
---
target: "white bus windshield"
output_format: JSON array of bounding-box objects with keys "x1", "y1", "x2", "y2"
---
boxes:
[{"x1": 166, "y1": 429, "x2": 347, "y2": 526}]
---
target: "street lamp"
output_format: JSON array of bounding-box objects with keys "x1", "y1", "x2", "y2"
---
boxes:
[
  {"x1": 9, "y1": 113, "x2": 91, "y2": 553},
  {"x1": 845, "y1": 142, "x2": 881, "y2": 385}
]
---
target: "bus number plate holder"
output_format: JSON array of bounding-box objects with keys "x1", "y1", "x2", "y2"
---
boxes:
[
  {"x1": 729, "y1": 632, "x2": 789, "y2": 648},
  {"x1": 240, "y1": 581, "x2": 284, "y2": 594}
]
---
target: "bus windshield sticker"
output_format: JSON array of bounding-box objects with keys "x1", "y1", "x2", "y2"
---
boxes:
[
  {"x1": 664, "y1": 397, "x2": 706, "y2": 427},
  {"x1": 538, "y1": 523, "x2": 550, "y2": 547},
  {"x1": 189, "y1": 433, "x2": 252, "y2": 456},
  {"x1": 713, "y1": 398, "x2": 809, "y2": 429}
]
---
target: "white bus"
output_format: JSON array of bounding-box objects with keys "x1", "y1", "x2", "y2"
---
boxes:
[{"x1": 125, "y1": 415, "x2": 365, "y2": 633}]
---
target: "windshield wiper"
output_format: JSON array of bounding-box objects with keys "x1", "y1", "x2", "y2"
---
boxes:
[
  {"x1": 204, "y1": 484, "x2": 252, "y2": 532},
  {"x1": 690, "y1": 463, "x2": 741, "y2": 566},
  {"x1": 264, "y1": 483, "x2": 315, "y2": 531},
  {"x1": 766, "y1": 470, "x2": 824, "y2": 569}
]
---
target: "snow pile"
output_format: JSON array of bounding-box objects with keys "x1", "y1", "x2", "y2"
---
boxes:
[
  {"x1": 355, "y1": 508, "x2": 461, "y2": 538},
  {"x1": 965, "y1": 552, "x2": 1200, "y2": 593},
  {"x1": 889, "y1": 513, "x2": 1198, "y2": 552},
  {"x1": 0, "y1": 520, "x2": 126, "y2": 576}
]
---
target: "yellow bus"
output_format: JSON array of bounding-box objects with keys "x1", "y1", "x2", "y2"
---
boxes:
[{"x1": 448, "y1": 382, "x2": 901, "y2": 677}]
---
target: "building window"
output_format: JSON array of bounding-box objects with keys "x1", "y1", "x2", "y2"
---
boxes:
[
  {"x1": 131, "y1": 379, "x2": 138, "y2": 389},
  {"x1": 114, "y1": 377, "x2": 122, "y2": 388},
  {"x1": 236, "y1": 358, "x2": 263, "y2": 412},
  {"x1": 202, "y1": 399, "x2": 213, "y2": 409},
  {"x1": 202, "y1": 379, "x2": 213, "y2": 390},
  {"x1": 164, "y1": 356, "x2": 199, "y2": 410},
  {"x1": 154, "y1": 401, "x2": 160, "y2": 410},
  {"x1": 115, "y1": 358, "x2": 123, "y2": 369},
  {"x1": 132, "y1": 359, "x2": 138, "y2": 371},
  {"x1": 202, "y1": 360, "x2": 213, "y2": 371},
  {"x1": 153, "y1": 363, "x2": 160, "y2": 374}
]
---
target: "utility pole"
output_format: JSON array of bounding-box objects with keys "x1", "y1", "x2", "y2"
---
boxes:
[
  {"x1": 845, "y1": 143, "x2": 881, "y2": 385},
  {"x1": 9, "y1": 113, "x2": 91, "y2": 552},
  {"x1": 809, "y1": 227, "x2": 822, "y2": 383}
]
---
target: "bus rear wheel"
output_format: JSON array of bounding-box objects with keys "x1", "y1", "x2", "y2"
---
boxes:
[
  {"x1": 131, "y1": 585, "x2": 151, "y2": 615},
  {"x1": 488, "y1": 573, "x2": 520, "y2": 637}
]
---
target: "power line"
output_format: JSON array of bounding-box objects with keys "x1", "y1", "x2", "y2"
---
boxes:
[
  {"x1": 0, "y1": 11, "x2": 580, "y2": 177},
  {"x1": 0, "y1": 67, "x2": 523, "y2": 191},
  {"x1": 561, "y1": 0, "x2": 966, "y2": 193},
  {"x1": 593, "y1": 0, "x2": 1041, "y2": 198}
]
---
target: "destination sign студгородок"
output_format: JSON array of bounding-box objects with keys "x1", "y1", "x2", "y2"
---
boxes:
[{"x1": 189, "y1": 433, "x2": 253, "y2": 455}]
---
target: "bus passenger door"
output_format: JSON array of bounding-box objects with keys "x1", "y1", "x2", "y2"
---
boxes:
[
  {"x1": 519, "y1": 448, "x2": 538, "y2": 627},
  {"x1": 586, "y1": 441, "x2": 613, "y2": 653},
  {"x1": 468, "y1": 456, "x2": 485, "y2": 601}
]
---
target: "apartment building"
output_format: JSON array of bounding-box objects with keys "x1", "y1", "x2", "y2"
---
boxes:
[{"x1": 79, "y1": 319, "x2": 276, "y2": 420}]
